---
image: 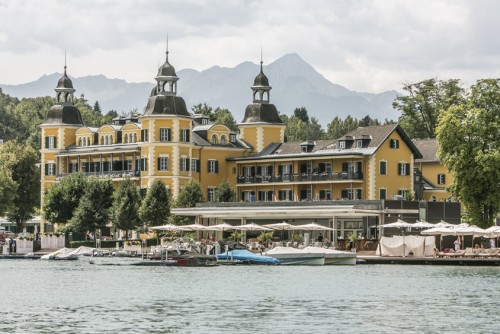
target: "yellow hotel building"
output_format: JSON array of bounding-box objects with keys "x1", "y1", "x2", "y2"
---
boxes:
[{"x1": 40, "y1": 52, "x2": 457, "y2": 232}]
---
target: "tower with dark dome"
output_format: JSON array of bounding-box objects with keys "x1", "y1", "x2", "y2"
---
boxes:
[
  {"x1": 139, "y1": 48, "x2": 193, "y2": 195},
  {"x1": 40, "y1": 62, "x2": 84, "y2": 224},
  {"x1": 239, "y1": 58, "x2": 285, "y2": 153}
]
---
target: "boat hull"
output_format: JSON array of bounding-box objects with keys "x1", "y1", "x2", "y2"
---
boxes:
[{"x1": 271, "y1": 255, "x2": 325, "y2": 265}]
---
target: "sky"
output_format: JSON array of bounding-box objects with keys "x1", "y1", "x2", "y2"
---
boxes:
[{"x1": 1, "y1": 0, "x2": 500, "y2": 92}]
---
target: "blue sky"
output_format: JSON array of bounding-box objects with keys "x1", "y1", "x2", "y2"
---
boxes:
[{"x1": 1, "y1": 0, "x2": 500, "y2": 92}]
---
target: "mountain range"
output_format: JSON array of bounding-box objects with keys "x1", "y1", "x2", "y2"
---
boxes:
[{"x1": 0, "y1": 53, "x2": 400, "y2": 126}]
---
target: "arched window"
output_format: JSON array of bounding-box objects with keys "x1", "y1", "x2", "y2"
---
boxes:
[
  {"x1": 124, "y1": 134, "x2": 128, "y2": 143},
  {"x1": 101, "y1": 136, "x2": 104, "y2": 145},
  {"x1": 431, "y1": 195, "x2": 437, "y2": 202},
  {"x1": 78, "y1": 138, "x2": 82, "y2": 146},
  {"x1": 108, "y1": 135, "x2": 113, "y2": 145},
  {"x1": 211, "y1": 134, "x2": 218, "y2": 145},
  {"x1": 220, "y1": 135, "x2": 227, "y2": 145},
  {"x1": 133, "y1": 133, "x2": 137, "y2": 143}
]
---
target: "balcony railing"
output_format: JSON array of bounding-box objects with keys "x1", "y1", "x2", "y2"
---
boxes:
[
  {"x1": 57, "y1": 170, "x2": 140, "y2": 180},
  {"x1": 236, "y1": 171, "x2": 363, "y2": 184}
]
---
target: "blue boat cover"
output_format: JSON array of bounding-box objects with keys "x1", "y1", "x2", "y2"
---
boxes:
[{"x1": 216, "y1": 249, "x2": 280, "y2": 264}]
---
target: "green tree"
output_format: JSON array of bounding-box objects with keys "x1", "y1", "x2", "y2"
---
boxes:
[
  {"x1": 13, "y1": 97, "x2": 54, "y2": 153},
  {"x1": 93, "y1": 101, "x2": 102, "y2": 115},
  {"x1": 214, "y1": 180, "x2": 235, "y2": 203},
  {"x1": 71, "y1": 177, "x2": 114, "y2": 234},
  {"x1": 110, "y1": 178, "x2": 141, "y2": 238},
  {"x1": 139, "y1": 179, "x2": 170, "y2": 227},
  {"x1": 294, "y1": 107, "x2": 309, "y2": 123},
  {"x1": 325, "y1": 116, "x2": 359, "y2": 140},
  {"x1": 192, "y1": 103, "x2": 215, "y2": 121},
  {"x1": 174, "y1": 180, "x2": 204, "y2": 225},
  {"x1": 214, "y1": 108, "x2": 238, "y2": 132},
  {"x1": 436, "y1": 79, "x2": 500, "y2": 228},
  {"x1": 43, "y1": 172, "x2": 87, "y2": 224},
  {"x1": 1, "y1": 141, "x2": 40, "y2": 231},
  {"x1": 393, "y1": 78, "x2": 464, "y2": 139},
  {"x1": 0, "y1": 89, "x2": 20, "y2": 142},
  {"x1": 0, "y1": 145, "x2": 18, "y2": 216}
]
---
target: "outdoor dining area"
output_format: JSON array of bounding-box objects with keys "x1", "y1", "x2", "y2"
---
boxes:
[
  {"x1": 376, "y1": 219, "x2": 500, "y2": 258},
  {"x1": 149, "y1": 221, "x2": 335, "y2": 253}
]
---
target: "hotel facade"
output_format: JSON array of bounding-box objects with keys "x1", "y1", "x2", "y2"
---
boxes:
[{"x1": 39, "y1": 52, "x2": 456, "y2": 236}]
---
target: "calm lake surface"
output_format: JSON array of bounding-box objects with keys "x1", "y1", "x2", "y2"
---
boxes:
[{"x1": 1, "y1": 260, "x2": 499, "y2": 333}]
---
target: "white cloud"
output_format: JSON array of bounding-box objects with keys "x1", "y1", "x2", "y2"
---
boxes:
[{"x1": 1, "y1": 0, "x2": 500, "y2": 91}]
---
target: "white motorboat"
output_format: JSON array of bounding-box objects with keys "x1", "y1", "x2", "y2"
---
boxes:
[
  {"x1": 265, "y1": 247, "x2": 325, "y2": 265},
  {"x1": 302, "y1": 246, "x2": 357, "y2": 265}
]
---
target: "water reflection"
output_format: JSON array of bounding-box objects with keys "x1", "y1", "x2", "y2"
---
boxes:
[{"x1": 1, "y1": 261, "x2": 499, "y2": 333}]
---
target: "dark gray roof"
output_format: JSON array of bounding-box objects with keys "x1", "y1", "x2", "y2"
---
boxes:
[
  {"x1": 43, "y1": 103, "x2": 83, "y2": 125},
  {"x1": 143, "y1": 95, "x2": 190, "y2": 116},
  {"x1": 241, "y1": 103, "x2": 283, "y2": 124},
  {"x1": 157, "y1": 58, "x2": 176, "y2": 77},
  {"x1": 253, "y1": 70, "x2": 269, "y2": 87},
  {"x1": 344, "y1": 124, "x2": 423, "y2": 159},
  {"x1": 413, "y1": 139, "x2": 439, "y2": 162},
  {"x1": 229, "y1": 124, "x2": 422, "y2": 161},
  {"x1": 56, "y1": 72, "x2": 74, "y2": 89}
]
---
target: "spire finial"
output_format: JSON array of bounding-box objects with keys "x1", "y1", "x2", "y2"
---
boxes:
[
  {"x1": 260, "y1": 47, "x2": 263, "y2": 72},
  {"x1": 64, "y1": 51, "x2": 67, "y2": 74},
  {"x1": 166, "y1": 34, "x2": 169, "y2": 62}
]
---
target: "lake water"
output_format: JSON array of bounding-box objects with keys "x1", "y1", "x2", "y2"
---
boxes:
[{"x1": 1, "y1": 260, "x2": 499, "y2": 333}]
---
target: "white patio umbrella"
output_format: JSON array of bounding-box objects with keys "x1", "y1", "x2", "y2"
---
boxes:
[
  {"x1": 294, "y1": 222, "x2": 334, "y2": 231},
  {"x1": 454, "y1": 225, "x2": 488, "y2": 248},
  {"x1": 150, "y1": 224, "x2": 184, "y2": 232},
  {"x1": 235, "y1": 223, "x2": 273, "y2": 231},
  {"x1": 263, "y1": 221, "x2": 296, "y2": 240},
  {"x1": 178, "y1": 224, "x2": 212, "y2": 231},
  {"x1": 379, "y1": 219, "x2": 414, "y2": 229},
  {"x1": 434, "y1": 220, "x2": 456, "y2": 228},
  {"x1": 412, "y1": 220, "x2": 435, "y2": 229},
  {"x1": 485, "y1": 226, "x2": 500, "y2": 248}
]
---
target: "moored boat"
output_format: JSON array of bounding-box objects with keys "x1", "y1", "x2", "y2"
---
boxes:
[
  {"x1": 264, "y1": 247, "x2": 325, "y2": 265},
  {"x1": 302, "y1": 246, "x2": 357, "y2": 265}
]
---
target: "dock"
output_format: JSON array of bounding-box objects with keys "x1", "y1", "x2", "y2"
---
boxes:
[{"x1": 358, "y1": 256, "x2": 500, "y2": 266}]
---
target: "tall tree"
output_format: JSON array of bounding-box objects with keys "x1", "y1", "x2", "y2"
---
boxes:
[
  {"x1": 174, "y1": 180, "x2": 204, "y2": 225},
  {"x1": 214, "y1": 180, "x2": 235, "y2": 203},
  {"x1": 0, "y1": 145, "x2": 18, "y2": 216},
  {"x1": 192, "y1": 103, "x2": 215, "y2": 121},
  {"x1": 437, "y1": 79, "x2": 500, "y2": 228},
  {"x1": 0, "y1": 89, "x2": 20, "y2": 142},
  {"x1": 93, "y1": 101, "x2": 102, "y2": 115},
  {"x1": 294, "y1": 107, "x2": 309, "y2": 123},
  {"x1": 71, "y1": 177, "x2": 114, "y2": 234},
  {"x1": 214, "y1": 107, "x2": 238, "y2": 132},
  {"x1": 393, "y1": 78, "x2": 464, "y2": 139},
  {"x1": 110, "y1": 178, "x2": 141, "y2": 238},
  {"x1": 43, "y1": 172, "x2": 87, "y2": 224},
  {"x1": 12, "y1": 97, "x2": 53, "y2": 153},
  {"x1": 1, "y1": 141, "x2": 40, "y2": 231},
  {"x1": 139, "y1": 179, "x2": 170, "y2": 227}
]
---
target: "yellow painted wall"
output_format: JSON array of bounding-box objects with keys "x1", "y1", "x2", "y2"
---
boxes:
[
  {"x1": 374, "y1": 131, "x2": 413, "y2": 199},
  {"x1": 240, "y1": 126, "x2": 257, "y2": 151}
]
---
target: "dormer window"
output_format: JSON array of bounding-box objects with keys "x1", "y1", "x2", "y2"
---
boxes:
[
  {"x1": 202, "y1": 118, "x2": 208, "y2": 125},
  {"x1": 339, "y1": 141, "x2": 346, "y2": 149},
  {"x1": 211, "y1": 134, "x2": 218, "y2": 145},
  {"x1": 221, "y1": 135, "x2": 227, "y2": 145},
  {"x1": 356, "y1": 140, "x2": 363, "y2": 148},
  {"x1": 301, "y1": 146, "x2": 307, "y2": 153},
  {"x1": 230, "y1": 134, "x2": 236, "y2": 143},
  {"x1": 390, "y1": 139, "x2": 400, "y2": 149}
]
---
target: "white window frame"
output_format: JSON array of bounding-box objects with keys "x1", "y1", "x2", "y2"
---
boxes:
[
  {"x1": 48, "y1": 163, "x2": 55, "y2": 176},
  {"x1": 208, "y1": 160, "x2": 216, "y2": 173},
  {"x1": 356, "y1": 140, "x2": 363, "y2": 148},
  {"x1": 339, "y1": 141, "x2": 346, "y2": 149},
  {"x1": 48, "y1": 136, "x2": 56, "y2": 149},
  {"x1": 160, "y1": 128, "x2": 170, "y2": 142},
  {"x1": 208, "y1": 187, "x2": 216, "y2": 202},
  {"x1": 211, "y1": 134, "x2": 218, "y2": 145},
  {"x1": 181, "y1": 129, "x2": 190, "y2": 142},
  {"x1": 181, "y1": 157, "x2": 188, "y2": 172},
  {"x1": 159, "y1": 157, "x2": 169, "y2": 171},
  {"x1": 438, "y1": 174, "x2": 445, "y2": 185},
  {"x1": 380, "y1": 160, "x2": 387, "y2": 175},
  {"x1": 220, "y1": 135, "x2": 227, "y2": 145},
  {"x1": 190, "y1": 159, "x2": 198, "y2": 172}
]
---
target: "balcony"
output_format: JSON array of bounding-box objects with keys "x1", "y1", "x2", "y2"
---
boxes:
[
  {"x1": 236, "y1": 171, "x2": 363, "y2": 184},
  {"x1": 57, "y1": 170, "x2": 141, "y2": 180}
]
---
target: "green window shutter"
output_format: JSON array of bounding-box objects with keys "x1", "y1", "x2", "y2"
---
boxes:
[
  {"x1": 215, "y1": 161, "x2": 219, "y2": 173},
  {"x1": 196, "y1": 159, "x2": 200, "y2": 172},
  {"x1": 186, "y1": 130, "x2": 190, "y2": 142},
  {"x1": 405, "y1": 163, "x2": 410, "y2": 176},
  {"x1": 398, "y1": 163, "x2": 402, "y2": 175},
  {"x1": 186, "y1": 159, "x2": 190, "y2": 171},
  {"x1": 45, "y1": 137, "x2": 49, "y2": 149},
  {"x1": 44, "y1": 164, "x2": 48, "y2": 176},
  {"x1": 167, "y1": 128, "x2": 171, "y2": 141},
  {"x1": 157, "y1": 158, "x2": 161, "y2": 171}
]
